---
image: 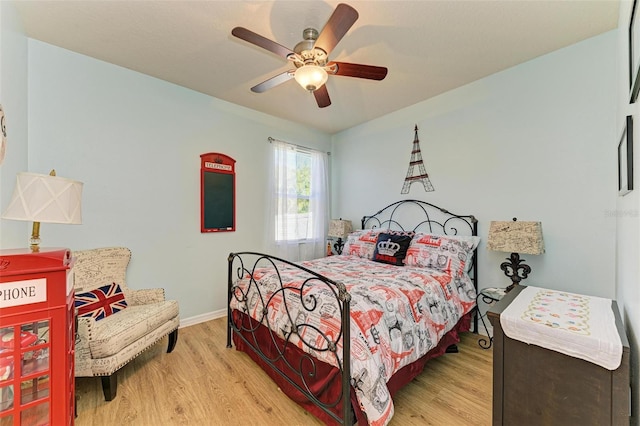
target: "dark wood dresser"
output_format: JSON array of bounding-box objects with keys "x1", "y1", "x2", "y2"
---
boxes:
[{"x1": 488, "y1": 285, "x2": 630, "y2": 425}]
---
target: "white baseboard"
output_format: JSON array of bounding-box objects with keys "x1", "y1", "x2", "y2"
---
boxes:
[{"x1": 179, "y1": 308, "x2": 226, "y2": 328}]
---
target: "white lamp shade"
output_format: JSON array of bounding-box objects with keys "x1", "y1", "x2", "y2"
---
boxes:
[
  {"x1": 2, "y1": 172, "x2": 83, "y2": 224},
  {"x1": 487, "y1": 220, "x2": 544, "y2": 255},
  {"x1": 328, "y1": 219, "x2": 353, "y2": 239},
  {"x1": 294, "y1": 65, "x2": 328, "y2": 92}
]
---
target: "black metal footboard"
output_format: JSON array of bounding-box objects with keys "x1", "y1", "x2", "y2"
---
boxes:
[{"x1": 227, "y1": 252, "x2": 353, "y2": 425}]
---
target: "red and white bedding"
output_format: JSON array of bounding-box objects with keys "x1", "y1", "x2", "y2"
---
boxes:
[{"x1": 230, "y1": 254, "x2": 476, "y2": 426}]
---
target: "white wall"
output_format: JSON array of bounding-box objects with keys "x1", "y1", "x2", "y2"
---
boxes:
[
  {"x1": 22, "y1": 39, "x2": 331, "y2": 321},
  {"x1": 0, "y1": 1, "x2": 29, "y2": 245},
  {"x1": 617, "y1": 1, "x2": 640, "y2": 423},
  {"x1": 332, "y1": 31, "x2": 618, "y2": 301}
]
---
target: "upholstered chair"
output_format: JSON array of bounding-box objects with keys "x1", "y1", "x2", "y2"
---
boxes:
[{"x1": 72, "y1": 247, "x2": 179, "y2": 401}]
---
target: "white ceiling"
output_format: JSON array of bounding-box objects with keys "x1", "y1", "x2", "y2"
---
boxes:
[{"x1": 13, "y1": 0, "x2": 619, "y2": 134}]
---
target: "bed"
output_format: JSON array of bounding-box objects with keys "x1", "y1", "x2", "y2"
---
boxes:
[{"x1": 227, "y1": 200, "x2": 479, "y2": 425}]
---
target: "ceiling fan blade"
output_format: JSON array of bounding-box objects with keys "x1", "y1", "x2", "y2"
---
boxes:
[
  {"x1": 313, "y1": 85, "x2": 331, "y2": 108},
  {"x1": 251, "y1": 71, "x2": 294, "y2": 93},
  {"x1": 314, "y1": 3, "x2": 358, "y2": 56},
  {"x1": 328, "y1": 62, "x2": 388, "y2": 80},
  {"x1": 232, "y1": 27, "x2": 294, "y2": 59}
]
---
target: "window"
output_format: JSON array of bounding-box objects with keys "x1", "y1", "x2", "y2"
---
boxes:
[
  {"x1": 267, "y1": 140, "x2": 328, "y2": 260},
  {"x1": 274, "y1": 148, "x2": 313, "y2": 241}
]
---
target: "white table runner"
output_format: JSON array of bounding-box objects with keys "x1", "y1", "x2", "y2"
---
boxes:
[{"x1": 499, "y1": 286, "x2": 623, "y2": 370}]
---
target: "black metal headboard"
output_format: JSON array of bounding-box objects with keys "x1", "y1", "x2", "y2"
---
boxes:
[{"x1": 361, "y1": 199, "x2": 478, "y2": 237}]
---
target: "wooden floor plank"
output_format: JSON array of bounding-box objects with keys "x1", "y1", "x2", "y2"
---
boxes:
[{"x1": 75, "y1": 318, "x2": 492, "y2": 425}]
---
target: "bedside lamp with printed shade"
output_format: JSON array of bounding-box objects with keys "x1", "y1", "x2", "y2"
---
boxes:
[
  {"x1": 487, "y1": 218, "x2": 544, "y2": 292},
  {"x1": 328, "y1": 219, "x2": 352, "y2": 255}
]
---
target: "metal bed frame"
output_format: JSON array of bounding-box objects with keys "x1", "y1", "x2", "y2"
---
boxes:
[{"x1": 227, "y1": 199, "x2": 478, "y2": 425}]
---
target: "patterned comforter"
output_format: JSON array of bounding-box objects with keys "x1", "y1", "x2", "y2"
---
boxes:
[{"x1": 229, "y1": 255, "x2": 476, "y2": 426}]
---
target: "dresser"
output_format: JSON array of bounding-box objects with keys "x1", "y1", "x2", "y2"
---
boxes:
[{"x1": 488, "y1": 285, "x2": 630, "y2": 426}]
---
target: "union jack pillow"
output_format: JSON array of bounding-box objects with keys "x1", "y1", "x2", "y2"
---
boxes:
[{"x1": 75, "y1": 282, "x2": 128, "y2": 320}]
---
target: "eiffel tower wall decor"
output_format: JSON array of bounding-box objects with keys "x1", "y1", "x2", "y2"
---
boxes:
[{"x1": 401, "y1": 125, "x2": 434, "y2": 194}]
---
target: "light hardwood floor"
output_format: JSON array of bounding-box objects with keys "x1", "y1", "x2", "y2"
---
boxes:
[{"x1": 75, "y1": 317, "x2": 493, "y2": 425}]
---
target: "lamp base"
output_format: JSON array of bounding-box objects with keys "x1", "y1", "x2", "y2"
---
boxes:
[
  {"x1": 30, "y1": 221, "x2": 41, "y2": 252},
  {"x1": 333, "y1": 238, "x2": 345, "y2": 255},
  {"x1": 500, "y1": 252, "x2": 531, "y2": 292}
]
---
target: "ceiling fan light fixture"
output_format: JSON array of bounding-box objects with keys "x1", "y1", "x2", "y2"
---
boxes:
[{"x1": 294, "y1": 65, "x2": 328, "y2": 92}]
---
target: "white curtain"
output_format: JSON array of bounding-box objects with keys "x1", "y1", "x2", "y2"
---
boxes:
[{"x1": 265, "y1": 140, "x2": 328, "y2": 261}]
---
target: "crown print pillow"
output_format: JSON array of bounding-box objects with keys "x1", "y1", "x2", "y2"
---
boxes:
[{"x1": 372, "y1": 233, "x2": 412, "y2": 266}]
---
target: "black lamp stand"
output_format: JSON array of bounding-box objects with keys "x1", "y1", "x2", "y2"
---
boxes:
[
  {"x1": 333, "y1": 238, "x2": 345, "y2": 255},
  {"x1": 500, "y1": 252, "x2": 531, "y2": 292}
]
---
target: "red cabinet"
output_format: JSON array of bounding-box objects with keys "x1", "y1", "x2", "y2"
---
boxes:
[{"x1": 0, "y1": 248, "x2": 75, "y2": 426}]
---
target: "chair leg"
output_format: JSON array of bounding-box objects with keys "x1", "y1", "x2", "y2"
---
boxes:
[
  {"x1": 101, "y1": 374, "x2": 117, "y2": 401},
  {"x1": 167, "y1": 329, "x2": 179, "y2": 353}
]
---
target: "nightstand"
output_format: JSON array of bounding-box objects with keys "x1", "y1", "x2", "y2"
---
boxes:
[
  {"x1": 476, "y1": 286, "x2": 507, "y2": 349},
  {"x1": 488, "y1": 285, "x2": 630, "y2": 425}
]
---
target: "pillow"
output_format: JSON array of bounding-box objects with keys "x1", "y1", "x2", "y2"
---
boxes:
[
  {"x1": 405, "y1": 233, "x2": 480, "y2": 274},
  {"x1": 75, "y1": 282, "x2": 128, "y2": 320},
  {"x1": 443, "y1": 234, "x2": 481, "y2": 273},
  {"x1": 341, "y1": 229, "x2": 384, "y2": 259},
  {"x1": 372, "y1": 232, "x2": 412, "y2": 266}
]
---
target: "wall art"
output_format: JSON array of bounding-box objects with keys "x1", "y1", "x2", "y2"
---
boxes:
[
  {"x1": 401, "y1": 125, "x2": 434, "y2": 194},
  {"x1": 618, "y1": 115, "x2": 634, "y2": 196},
  {"x1": 630, "y1": 0, "x2": 640, "y2": 102}
]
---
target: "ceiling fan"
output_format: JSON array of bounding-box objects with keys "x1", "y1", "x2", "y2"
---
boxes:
[{"x1": 231, "y1": 3, "x2": 388, "y2": 108}]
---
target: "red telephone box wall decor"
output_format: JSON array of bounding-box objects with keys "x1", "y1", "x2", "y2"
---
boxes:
[{"x1": 200, "y1": 153, "x2": 236, "y2": 233}]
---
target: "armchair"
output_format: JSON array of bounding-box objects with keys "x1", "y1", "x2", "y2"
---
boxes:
[{"x1": 72, "y1": 247, "x2": 179, "y2": 401}]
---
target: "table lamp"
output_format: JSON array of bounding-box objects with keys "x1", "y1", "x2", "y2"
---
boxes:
[
  {"x1": 487, "y1": 218, "x2": 544, "y2": 292},
  {"x1": 328, "y1": 219, "x2": 353, "y2": 255},
  {"x1": 2, "y1": 170, "x2": 83, "y2": 251}
]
